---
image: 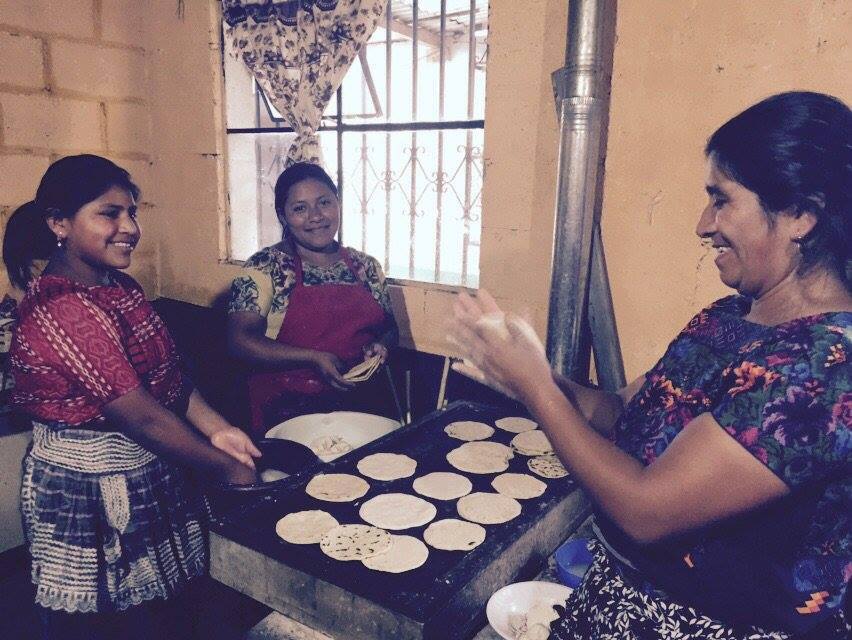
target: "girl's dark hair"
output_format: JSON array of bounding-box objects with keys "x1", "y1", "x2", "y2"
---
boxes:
[
  {"x1": 273, "y1": 162, "x2": 338, "y2": 216},
  {"x1": 2, "y1": 154, "x2": 139, "y2": 290},
  {"x1": 706, "y1": 91, "x2": 851, "y2": 287}
]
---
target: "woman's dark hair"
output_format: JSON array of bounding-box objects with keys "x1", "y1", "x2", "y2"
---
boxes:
[
  {"x1": 2, "y1": 154, "x2": 139, "y2": 290},
  {"x1": 273, "y1": 162, "x2": 338, "y2": 217},
  {"x1": 706, "y1": 91, "x2": 851, "y2": 287}
]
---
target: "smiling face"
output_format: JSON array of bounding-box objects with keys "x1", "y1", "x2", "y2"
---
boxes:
[
  {"x1": 696, "y1": 158, "x2": 811, "y2": 299},
  {"x1": 49, "y1": 185, "x2": 140, "y2": 283},
  {"x1": 279, "y1": 178, "x2": 340, "y2": 253}
]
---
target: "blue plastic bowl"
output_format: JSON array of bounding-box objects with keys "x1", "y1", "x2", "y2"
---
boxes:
[{"x1": 555, "y1": 538, "x2": 593, "y2": 588}]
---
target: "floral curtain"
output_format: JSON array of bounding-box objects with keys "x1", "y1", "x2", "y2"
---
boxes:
[{"x1": 222, "y1": 0, "x2": 387, "y2": 166}]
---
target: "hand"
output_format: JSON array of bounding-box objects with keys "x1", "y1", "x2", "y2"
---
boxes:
[
  {"x1": 224, "y1": 460, "x2": 258, "y2": 485},
  {"x1": 363, "y1": 342, "x2": 388, "y2": 363},
  {"x1": 312, "y1": 351, "x2": 355, "y2": 391},
  {"x1": 448, "y1": 289, "x2": 550, "y2": 401},
  {"x1": 210, "y1": 426, "x2": 262, "y2": 470}
]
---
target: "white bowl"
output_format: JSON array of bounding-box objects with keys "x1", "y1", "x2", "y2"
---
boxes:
[
  {"x1": 486, "y1": 580, "x2": 573, "y2": 640},
  {"x1": 264, "y1": 411, "x2": 400, "y2": 462}
]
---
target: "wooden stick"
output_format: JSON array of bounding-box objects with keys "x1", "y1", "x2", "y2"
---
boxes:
[
  {"x1": 405, "y1": 369, "x2": 412, "y2": 424},
  {"x1": 436, "y1": 356, "x2": 450, "y2": 410}
]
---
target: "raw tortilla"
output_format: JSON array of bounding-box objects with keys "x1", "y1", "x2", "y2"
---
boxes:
[
  {"x1": 319, "y1": 524, "x2": 391, "y2": 561},
  {"x1": 495, "y1": 416, "x2": 538, "y2": 433},
  {"x1": 491, "y1": 473, "x2": 547, "y2": 499},
  {"x1": 510, "y1": 430, "x2": 553, "y2": 456},
  {"x1": 260, "y1": 469, "x2": 288, "y2": 483},
  {"x1": 527, "y1": 455, "x2": 569, "y2": 479},
  {"x1": 457, "y1": 492, "x2": 522, "y2": 525},
  {"x1": 423, "y1": 518, "x2": 486, "y2": 551},
  {"x1": 444, "y1": 421, "x2": 495, "y2": 441},
  {"x1": 305, "y1": 473, "x2": 370, "y2": 502},
  {"x1": 361, "y1": 534, "x2": 429, "y2": 573},
  {"x1": 359, "y1": 493, "x2": 437, "y2": 530},
  {"x1": 310, "y1": 434, "x2": 353, "y2": 458},
  {"x1": 446, "y1": 441, "x2": 514, "y2": 474},
  {"x1": 356, "y1": 453, "x2": 417, "y2": 481},
  {"x1": 413, "y1": 472, "x2": 473, "y2": 500},
  {"x1": 275, "y1": 510, "x2": 339, "y2": 544}
]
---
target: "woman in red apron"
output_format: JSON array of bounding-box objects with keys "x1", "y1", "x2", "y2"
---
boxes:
[{"x1": 227, "y1": 162, "x2": 398, "y2": 434}]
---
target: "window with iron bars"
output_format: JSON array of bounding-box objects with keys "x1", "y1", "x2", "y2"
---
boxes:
[{"x1": 223, "y1": 1, "x2": 487, "y2": 287}]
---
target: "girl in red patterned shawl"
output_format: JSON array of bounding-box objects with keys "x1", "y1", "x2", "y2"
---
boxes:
[{"x1": 3, "y1": 155, "x2": 260, "y2": 640}]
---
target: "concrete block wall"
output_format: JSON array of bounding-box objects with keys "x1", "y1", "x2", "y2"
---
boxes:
[{"x1": 0, "y1": 0, "x2": 157, "y2": 296}]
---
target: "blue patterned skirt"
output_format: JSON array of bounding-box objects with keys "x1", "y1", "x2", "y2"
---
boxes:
[
  {"x1": 549, "y1": 539, "x2": 794, "y2": 640},
  {"x1": 21, "y1": 443, "x2": 208, "y2": 614}
]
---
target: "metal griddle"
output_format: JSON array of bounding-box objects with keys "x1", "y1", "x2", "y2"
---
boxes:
[{"x1": 209, "y1": 401, "x2": 589, "y2": 640}]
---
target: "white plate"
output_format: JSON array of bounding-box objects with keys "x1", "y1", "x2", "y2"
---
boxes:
[
  {"x1": 265, "y1": 411, "x2": 400, "y2": 462},
  {"x1": 486, "y1": 580, "x2": 572, "y2": 640}
]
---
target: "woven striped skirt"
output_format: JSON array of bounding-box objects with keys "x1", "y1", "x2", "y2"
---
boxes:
[{"x1": 21, "y1": 424, "x2": 208, "y2": 614}]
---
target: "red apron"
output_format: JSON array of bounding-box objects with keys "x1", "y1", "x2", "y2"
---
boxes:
[{"x1": 247, "y1": 249, "x2": 386, "y2": 431}]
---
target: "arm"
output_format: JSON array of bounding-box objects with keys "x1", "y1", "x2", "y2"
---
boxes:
[
  {"x1": 525, "y1": 378, "x2": 788, "y2": 542},
  {"x1": 227, "y1": 310, "x2": 353, "y2": 390},
  {"x1": 103, "y1": 387, "x2": 257, "y2": 485},
  {"x1": 362, "y1": 257, "x2": 399, "y2": 362},
  {"x1": 550, "y1": 371, "x2": 645, "y2": 436},
  {"x1": 452, "y1": 290, "x2": 789, "y2": 543},
  {"x1": 185, "y1": 389, "x2": 261, "y2": 469}
]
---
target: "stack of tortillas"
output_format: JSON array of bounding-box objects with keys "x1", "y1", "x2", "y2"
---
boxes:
[
  {"x1": 342, "y1": 354, "x2": 382, "y2": 382},
  {"x1": 310, "y1": 434, "x2": 353, "y2": 459},
  {"x1": 447, "y1": 441, "x2": 514, "y2": 474}
]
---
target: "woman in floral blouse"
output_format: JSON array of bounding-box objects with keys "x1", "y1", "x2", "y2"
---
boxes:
[
  {"x1": 227, "y1": 162, "x2": 398, "y2": 433},
  {"x1": 451, "y1": 91, "x2": 850, "y2": 639}
]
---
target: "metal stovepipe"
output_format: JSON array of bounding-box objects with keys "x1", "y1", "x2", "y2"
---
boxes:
[{"x1": 546, "y1": 0, "x2": 624, "y2": 389}]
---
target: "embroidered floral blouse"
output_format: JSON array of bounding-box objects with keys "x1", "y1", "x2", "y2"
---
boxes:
[
  {"x1": 607, "y1": 295, "x2": 850, "y2": 633},
  {"x1": 227, "y1": 244, "x2": 394, "y2": 339}
]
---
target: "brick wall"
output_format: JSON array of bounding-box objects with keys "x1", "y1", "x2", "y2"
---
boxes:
[{"x1": 0, "y1": 0, "x2": 157, "y2": 295}]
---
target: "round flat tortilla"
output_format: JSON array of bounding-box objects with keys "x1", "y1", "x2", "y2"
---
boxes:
[
  {"x1": 495, "y1": 416, "x2": 538, "y2": 433},
  {"x1": 491, "y1": 473, "x2": 547, "y2": 499},
  {"x1": 457, "y1": 492, "x2": 522, "y2": 525},
  {"x1": 356, "y1": 453, "x2": 417, "y2": 481},
  {"x1": 446, "y1": 441, "x2": 513, "y2": 474},
  {"x1": 527, "y1": 454, "x2": 569, "y2": 479},
  {"x1": 361, "y1": 534, "x2": 429, "y2": 573},
  {"x1": 444, "y1": 421, "x2": 495, "y2": 441},
  {"x1": 423, "y1": 518, "x2": 486, "y2": 551},
  {"x1": 510, "y1": 430, "x2": 553, "y2": 456},
  {"x1": 412, "y1": 472, "x2": 473, "y2": 500},
  {"x1": 275, "y1": 510, "x2": 339, "y2": 544},
  {"x1": 305, "y1": 473, "x2": 370, "y2": 502},
  {"x1": 359, "y1": 493, "x2": 437, "y2": 530},
  {"x1": 310, "y1": 434, "x2": 353, "y2": 458},
  {"x1": 320, "y1": 524, "x2": 391, "y2": 561}
]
